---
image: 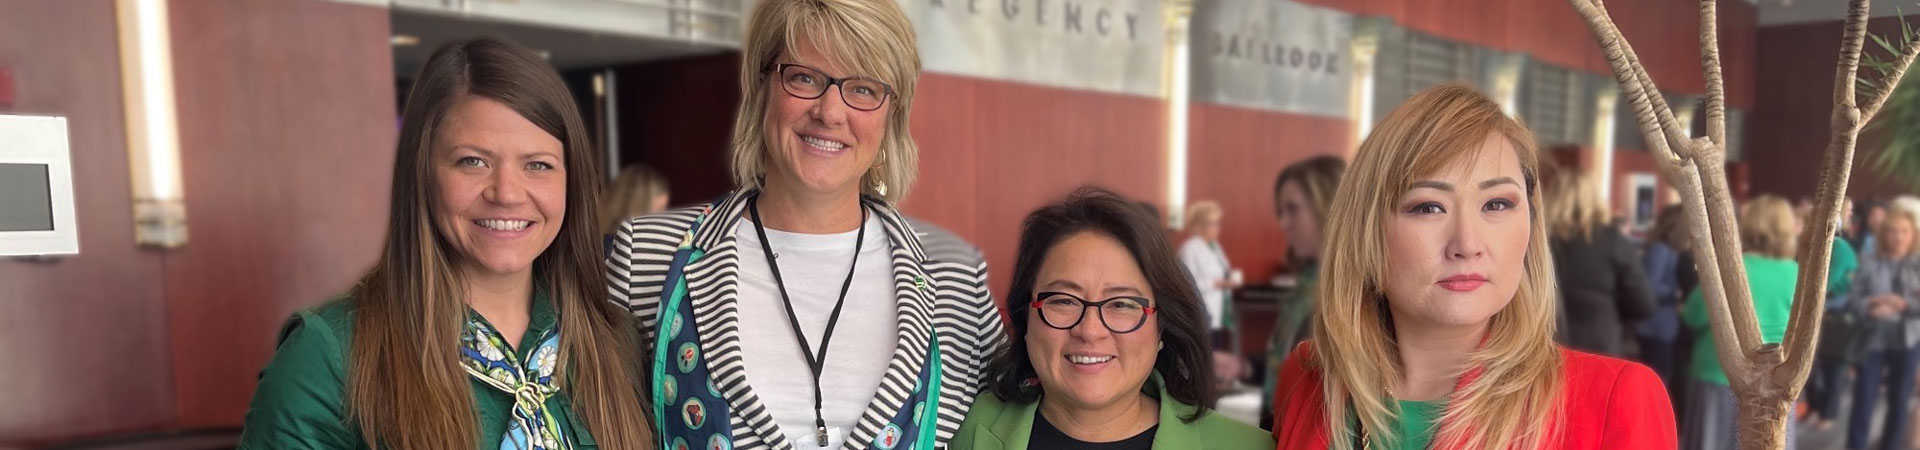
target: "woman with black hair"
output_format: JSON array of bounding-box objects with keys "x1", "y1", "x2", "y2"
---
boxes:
[{"x1": 950, "y1": 188, "x2": 1272, "y2": 450}]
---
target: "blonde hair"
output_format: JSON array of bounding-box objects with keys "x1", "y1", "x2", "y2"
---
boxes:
[
  {"x1": 1543, "y1": 170, "x2": 1609, "y2": 241},
  {"x1": 599, "y1": 164, "x2": 669, "y2": 235},
  {"x1": 1185, "y1": 200, "x2": 1223, "y2": 233},
  {"x1": 1740, "y1": 195, "x2": 1798, "y2": 259},
  {"x1": 1312, "y1": 85, "x2": 1564, "y2": 450},
  {"x1": 1881, "y1": 196, "x2": 1920, "y2": 257},
  {"x1": 728, "y1": 0, "x2": 921, "y2": 203}
]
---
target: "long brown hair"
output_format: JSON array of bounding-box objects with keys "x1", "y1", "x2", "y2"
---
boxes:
[
  {"x1": 1313, "y1": 85, "x2": 1563, "y2": 450},
  {"x1": 347, "y1": 38, "x2": 652, "y2": 450}
]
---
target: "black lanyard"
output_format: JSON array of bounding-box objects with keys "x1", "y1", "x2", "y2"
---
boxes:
[{"x1": 748, "y1": 196, "x2": 866, "y2": 448}]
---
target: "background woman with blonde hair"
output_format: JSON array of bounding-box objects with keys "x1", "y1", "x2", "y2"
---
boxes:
[
  {"x1": 1543, "y1": 170, "x2": 1655, "y2": 357},
  {"x1": 604, "y1": 0, "x2": 1005, "y2": 448},
  {"x1": 1272, "y1": 85, "x2": 1674, "y2": 449},
  {"x1": 1680, "y1": 194, "x2": 1800, "y2": 449},
  {"x1": 1842, "y1": 196, "x2": 1920, "y2": 450},
  {"x1": 599, "y1": 164, "x2": 670, "y2": 236},
  {"x1": 239, "y1": 38, "x2": 653, "y2": 450},
  {"x1": 1180, "y1": 200, "x2": 1239, "y2": 348}
]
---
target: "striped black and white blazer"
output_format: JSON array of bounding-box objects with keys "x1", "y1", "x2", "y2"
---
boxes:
[{"x1": 605, "y1": 189, "x2": 1007, "y2": 450}]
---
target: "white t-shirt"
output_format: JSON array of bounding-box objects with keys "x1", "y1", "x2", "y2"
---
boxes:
[
  {"x1": 1179, "y1": 236, "x2": 1231, "y2": 330},
  {"x1": 735, "y1": 213, "x2": 898, "y2": 450}
]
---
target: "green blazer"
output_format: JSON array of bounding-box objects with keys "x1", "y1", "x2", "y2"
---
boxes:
[{"x1": 950, "y1": 375, "x2": 1274, "y2": 450}]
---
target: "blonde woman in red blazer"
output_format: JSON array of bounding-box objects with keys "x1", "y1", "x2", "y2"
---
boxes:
[{"x1": 1270, "y1": 85, "x2": 1676, "y2": 450}]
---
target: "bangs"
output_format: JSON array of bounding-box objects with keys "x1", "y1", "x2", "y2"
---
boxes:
[
  {"x1": 1392, "y1": 116, "x2": 1538, "y2": 201},
  {"x1": 778, "y1": 4, "x2": 910, "y2": 91}
]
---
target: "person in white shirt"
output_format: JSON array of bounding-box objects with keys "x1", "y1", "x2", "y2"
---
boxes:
[
  {"x1": 1179, "y1": 200, "x2": 1239, "y2": 348},
  {"x1": 603, "y1": 1, "x2": 1005, "y2": 448}
]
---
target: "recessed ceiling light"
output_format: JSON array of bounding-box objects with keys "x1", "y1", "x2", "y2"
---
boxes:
[{"x1": 391, "y1": 34, "x2": 420, "y2": 46}]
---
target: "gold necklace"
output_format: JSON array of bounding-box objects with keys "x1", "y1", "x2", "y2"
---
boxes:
[{"x1": 1357, "y1": 383, "x2": 1394, "y2": 450}]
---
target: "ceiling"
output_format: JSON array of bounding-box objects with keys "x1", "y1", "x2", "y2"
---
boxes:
[
  {"x1": 1757, "y1": 0, "x2": 1919, "y2": 26},
  {"x1": 389, "y1": 9, "x2": 731, "y2": 78}
]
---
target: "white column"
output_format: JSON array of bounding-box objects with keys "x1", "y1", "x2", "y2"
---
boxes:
[
  {"x1": 117, "y1": 0, "x2": 187, "y2": 248},
  {"x1": 1592, "y1": 85, "x2": 1617, "y2": 205},
  {"x1": 1351, "y1": 26, "x2": 1378, "y2": 147},
  {"x1": 1164, "y1": 0, "x2": 1192, "y2": 229}
]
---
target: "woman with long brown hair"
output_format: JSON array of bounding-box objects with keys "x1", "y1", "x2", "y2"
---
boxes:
[
  {"x1": 1271, "y1": 85, "x2": 1674, "y2": 449},
  {"x1": 238, "y1": 38, "x2": 652, "y2": 450}
]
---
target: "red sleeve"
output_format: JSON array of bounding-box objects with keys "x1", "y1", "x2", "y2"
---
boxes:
[
  {"x1": 1597, "y1": 361, "x2": 1678, "y2": 450},
  {"x1": 1273, "y1": 342, "x2": 1328, "y2": 448}
]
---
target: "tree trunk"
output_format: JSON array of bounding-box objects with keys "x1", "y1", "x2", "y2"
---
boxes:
[{"x1": 1735, "y1": 390, "x2": 1793, "y2": 450}]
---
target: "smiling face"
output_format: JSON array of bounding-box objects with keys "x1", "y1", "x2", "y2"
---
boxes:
[
  {"x1": 1380, "y1": 134, "x2": 1532, "y2": 329},
  {"x1": 1026, "y1": 231, "x2": 1161, "y2": 413},
  {"x1": 431, "y1": 95, "x2": 567, "y2": 281},
  {"x1": 759, "y1": 35, "x2": 890, "y2": 199}
]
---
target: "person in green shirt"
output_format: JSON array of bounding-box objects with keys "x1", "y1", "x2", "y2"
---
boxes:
[
  {"x1": 952, "y1": 190, "x2": 1273, "y2": 450},
  {"x1": 1263, "y1": 155, "x2": 1345, "y2": 429},
  {"x1": 1679, "y1": 195, "x2": 1801, "y2": 450},
  {"x1": 237, "y1": 38, "x2": 653, "y2": 450}
]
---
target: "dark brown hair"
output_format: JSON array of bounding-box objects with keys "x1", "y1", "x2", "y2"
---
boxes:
[
  {"x1": 346, "y1": 38, "x2": 652, "y2": 450},
  {"x1": 983, "y1": 187, "x2": 1216, "y2": 422},
  {"x1": 1648, "y1": 204, "x2": 1691, "y2": 251}
]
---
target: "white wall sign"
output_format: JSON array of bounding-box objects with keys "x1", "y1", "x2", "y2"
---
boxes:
[
  {"x1": 1190, "y1": 0, "x2": 1352, "y2": 117},
  {"x1": 1628, "y1": 172, "x2": 1659, "y2": 232},
  {"x1": 902, "y1": 0, "x2": 1165, "y2": 96},
  {"x1": 0, "y1": 115, "x2": 79, "y2": 256}
]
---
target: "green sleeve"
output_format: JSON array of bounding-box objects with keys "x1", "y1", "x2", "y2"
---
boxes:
[
  {"x1": 237, "y1": 311, "x2": 358, "y2": 450},
  {"x1": 1829, "y1": 239, "x2": 1858, "y2": 296},
  {"x1": 1682, "y1": 286, "x2": 1708, "y2": 330}
]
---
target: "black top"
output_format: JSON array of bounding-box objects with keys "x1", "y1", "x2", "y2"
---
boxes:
[
  {"x1": 1032, "y1": 412, "x2": 1158, "y2": 450},
  {"x1": 1550, "y1": 224, "x2": 1658, "y2": 356}
]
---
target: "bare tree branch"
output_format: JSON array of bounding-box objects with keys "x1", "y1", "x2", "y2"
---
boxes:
[
  {"x1": 1591, "y1": 0, "x2": 1698, "y2": 153},
  {"x1": 1588, "y1": 3, "x2": 1760, "y2": 350},
  {"x1": 1702, "y1": 0, "x2": 1728, "y2": 147},
  {"x1": 1836, "y1": 0, "x2": 1872, "y2": 111},
  {"x1": 1571, "y1": 0, "x2": 1758, "y2": 370},
  {"x1": 1694, "y1": 153, "x2": 1762, "y2": 354},
  {"x1": 1575, "y1": 0, "x2": 1886, "y2": 447}
]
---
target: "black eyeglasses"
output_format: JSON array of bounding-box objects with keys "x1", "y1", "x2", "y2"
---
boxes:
[
  {"x1": 1030, "y1": 291, "x2": 1157, "y2": 334},
  {"x1": 765, "y1": 63, "x2": 894, "y2": 111}
]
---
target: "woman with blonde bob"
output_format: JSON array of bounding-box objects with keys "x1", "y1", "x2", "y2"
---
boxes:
[
  {"x1": 1679, "y1": 195, "x2": 1800, "y2": 449},
  {"x1": 605, "y1": 0, "x2": 1004, "y2": 448},
  {"x1": 1272, "y1": 85, "x2": 1675, "y2": 450}
]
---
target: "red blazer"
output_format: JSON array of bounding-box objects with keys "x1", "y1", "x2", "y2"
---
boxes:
[{"x1": 1272, "y1": 342, "x2": 1676, "y2": 449}]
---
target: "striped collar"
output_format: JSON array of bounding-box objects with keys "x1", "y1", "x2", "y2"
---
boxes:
[
  {"x1": 689, "y1": 189, "x2": 927, "y2": 263},
  {"x1": 681, "y1": 188, "x2": 940, "y2": 450}
]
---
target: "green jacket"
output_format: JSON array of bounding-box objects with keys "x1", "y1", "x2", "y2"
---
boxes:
[
  {"x1": 1829, "y1": 237, "x2": 1859, "y2": 306},
  {"x1": 1683, "y1": 253, "x2": 1799, "y2": 386},
  {"x1": 236, "y1": 289, "x2": 601, "y2": 450},
  {"x1": 949, "y1": 375, "x2": 1274, "y2": 450}
]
